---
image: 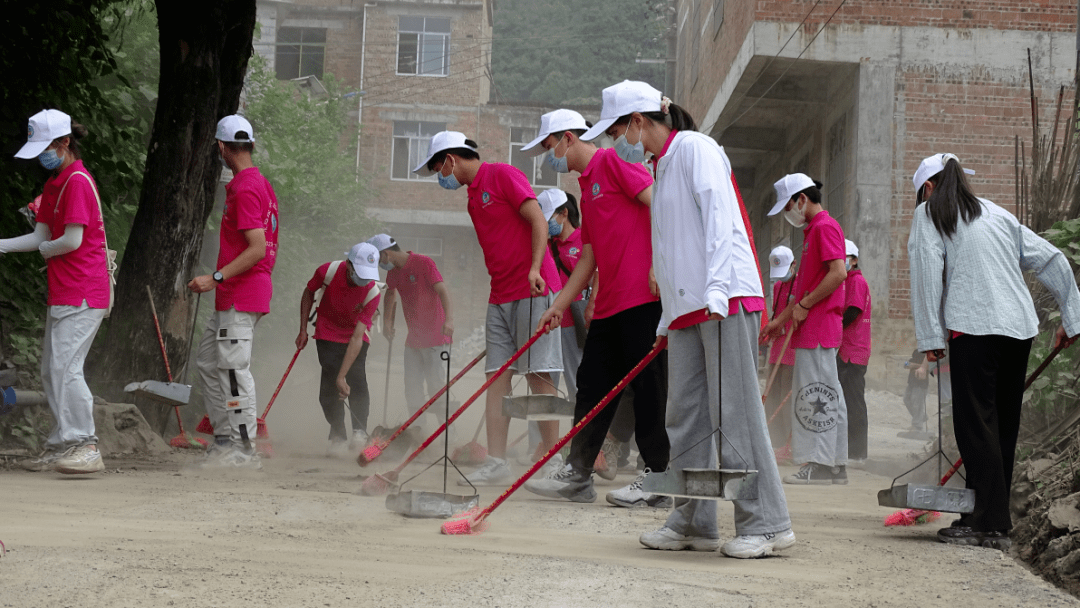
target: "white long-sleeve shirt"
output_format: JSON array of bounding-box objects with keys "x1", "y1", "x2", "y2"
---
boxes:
[
  {"x1": 651, "y1": 131, "x2": 762, "y2": 335},
  {"x1": 908, "y1": 197, "x2": 1080, "y2": 352}
]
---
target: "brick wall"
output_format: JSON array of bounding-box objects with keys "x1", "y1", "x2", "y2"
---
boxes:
[
  {"x1": 675, "y1": 0, "x2": 756, "y2": 119},
  {"x1": 755, "y1": 0, "x2": 1078, "y2": 32}
]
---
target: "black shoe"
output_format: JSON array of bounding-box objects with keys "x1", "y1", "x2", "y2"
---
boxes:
[
  {"x1": 832, "y1": 465, "x2": 849, "y2": 485},
  {"x1": 937, "y1": 525, "x2": 981, "y2": 546},
  {"x1": 980, "y1": 531, "x2": 1012, "y2": 551}
]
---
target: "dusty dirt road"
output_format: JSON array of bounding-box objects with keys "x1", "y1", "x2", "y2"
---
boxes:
[{"x1": 4, "y1": 443, "x2": 1078, "y2": 608}]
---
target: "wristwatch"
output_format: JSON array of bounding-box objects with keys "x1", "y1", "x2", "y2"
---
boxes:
[{"x1": 212, "y1": 271, "x2": 224, "y2": 283}]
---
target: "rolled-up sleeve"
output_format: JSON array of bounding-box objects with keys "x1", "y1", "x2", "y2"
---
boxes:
[
  {"x1": 909, "y1": 207, "x2": 947, "y2": 352},
  {"x1": 1020, "y1": 225, "x2": 1080, "y2": 337}
]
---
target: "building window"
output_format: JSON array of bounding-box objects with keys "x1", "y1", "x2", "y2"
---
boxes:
[
  {"x1": 509, "y1": 127, "x2": 559, "y2": 188},
  {"x1": 395, "y1": 236, "x2": 444, "y2": 257},
  {"x1": 275, "y1": 27, "x2": 326, "y2": 80},
  {"x1": 397, "y1": 16, "x2": 451, "y2": 76},
  {"x1": 392, "y1": 120, "x2": 447, "y2": 181}
]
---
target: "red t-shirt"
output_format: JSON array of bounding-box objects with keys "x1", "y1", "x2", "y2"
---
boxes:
[
  {"x1": 551, "y1": 229, "x2": 584, "y2": 328},
  {"x1": 385, "y1": 252, "x2": 452, "y2": 349},
  {"x1": 467, "y1": 163, "x2": 561, "y2": 305},
  {"x1": 578, "y1": 148, "x2": 657, "y2": 319},
  {"x1": 216, "y1": 167, "x2": 279, "y2": 314},
  {"x1": 37, "y1": 161, "x2": 110, "y2": 308},
  {"x1": 792, "y1": 210, "x2": 846, "y2": 350},
  {"x1": 768, "y1": 279, "x2": 797, "y2": 366},
  {"x1": 306, "y1": 262, "x2": 381, "y2": 344},
  {"x1": 839, "y1": 268, "x2": 872, "y2": 365}
]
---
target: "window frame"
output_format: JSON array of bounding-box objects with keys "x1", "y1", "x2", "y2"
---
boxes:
[
  {"x1": 390, "y1": 120, "x2": 447, "y2": 182},
  {"x1": 508, "y1": 126, "x2": 559, "y2": 189},
  {"x1": 274, "y1": 26, "x2": 327, "y2": 81},
  {"x1": 396, "y1": 16, "x2": 451, "y2": 78}
]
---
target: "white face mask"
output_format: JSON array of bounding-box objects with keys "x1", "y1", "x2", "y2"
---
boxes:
[{"x1": 783, "y1": 197, "x2": 807, "y2": 228}]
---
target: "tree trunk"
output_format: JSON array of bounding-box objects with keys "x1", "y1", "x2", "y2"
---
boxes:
[{"x1": 88, "y1": 0, "x2": 256, "y2": 427}]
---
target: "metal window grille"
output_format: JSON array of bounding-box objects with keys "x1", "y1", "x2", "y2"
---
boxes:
[
  {"x1": 509, "y1": 127, "x2": 559, "y2": 188},
  {"x1": 397, "y1": 16, "x2": 451, "y2": 76},
  {"x1": 391, "y1": 120, "x2": 447, "y2": 181}
]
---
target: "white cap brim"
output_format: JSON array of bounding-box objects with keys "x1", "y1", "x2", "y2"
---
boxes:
[
  {"x1": 767, "y1": 198, "x2": 788, "y2": 217},
  {"x1": 350, "y1": 260, "x2": 380, "y2": 281},
  {"x1": 581, "y1": 117, "x2": 616, "y2": 142},
  {"x1": 770, "y1": 263, "x2": 793, "y2": 279},
  {"x1": 14, "y1": 139, "x2": 50, "y2": 160},
  {"x1": 522, "y1": 132, "x2": 549, "y2": 157}
]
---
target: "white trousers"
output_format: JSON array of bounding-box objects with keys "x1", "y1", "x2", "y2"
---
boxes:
[
  {"x1": 42, "y1": 303, "x2": 105, "y2": 449},
  {"x1": 197, "y1": 308, "x2": 261, "y2": 449},
  {"x1": 403, "y1": 344, "x2": 451, "y2": 417}
]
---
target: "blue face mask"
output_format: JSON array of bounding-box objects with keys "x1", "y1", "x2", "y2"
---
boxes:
[
  {"x1": 437, "y1": 157, "x2": 463, "y2": 190},
  {"x1": 38, "y1": 148, "x2": 64, "y2": 171},
  {"x1": 548, "y1": 217, "x2": 562, "y2": 238},
  {"x1": 546, "y1": 137, "x2": 571, "y2": 174},
  {"x1": 613, "y1": 123, "x2": 647, "y2": 164},
  {"x1": 380, "y1": 262, "x2": 393, "y2": 271}
]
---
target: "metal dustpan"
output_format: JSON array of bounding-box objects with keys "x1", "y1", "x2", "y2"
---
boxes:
[
  {"x1": 502, "y1": 393, "x2": 574, "y2": 420},
  {"x1": 643, "y1": 467, "x2": 759, "y2": 501},
  {"x1": 124, "y1": 380, "x2": 191, "y2": 407},
  {"x1": 877, "y1": 483, "x2": 973, "y2": 513},
  {"x1": 386, "y1": 490, "x2": 479, "y2": 519}
]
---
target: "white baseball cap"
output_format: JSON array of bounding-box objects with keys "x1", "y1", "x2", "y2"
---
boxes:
[
  {"x1": 15, "y1": 109, "x2": 71, "y2": 159},
  {"x1": 367, "y1": 233, "x2": 397, "y2": 252},
  {"x1": 537, "y1": 188, "x2": 568, "y2": 221},
  {"x1": 216, "y1": 115, "x2": 255, "y2": 143},
  {"x1": 770, "y1": 173, "x2": 819, "y2": 216},
  {"x1": 522, "y1": 109, "x2": 589, "y2": 157},
  {"x1": 912, "y1": 153, "x2": 975, "y2": 191},
  {"x1": 581, "y1": 80, "x2": 663, "y2": 141},
  {"x1": 414, "y1": 131, "x2": 476, "y2": 176},
  {"x1": 845, "y1": 239, "x2": 859, "y2": 258},
  {"x1": 346, "y1": 242, "x2": 381, "y2": 281},
  {"x1": 768, "y1": 246, "x2": 795, "y2": 279}
]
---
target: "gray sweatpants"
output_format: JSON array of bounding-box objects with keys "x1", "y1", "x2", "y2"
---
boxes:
[
  {"x1": 791, "y1": 346, "x2": 848, "y2": 466},
  {"x1": 663, "y1": 311, "x2": 792, "y2": 538},
  {"x1": 43, "y1": 303, "x2": 106, "y2": 449}
]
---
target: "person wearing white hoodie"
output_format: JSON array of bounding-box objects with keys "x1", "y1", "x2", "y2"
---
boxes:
[{"x1": 590, "y1": 80, "x2": 793, "y2": 559}]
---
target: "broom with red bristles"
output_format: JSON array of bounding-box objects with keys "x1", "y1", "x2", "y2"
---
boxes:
[
  {"x1": 359, "y1": 332, "x2": 545, "y2": 495},
  {"x1": 452, "y1": 415, "x2": 488, "y2": 465},
  {"x1": 358, "y1": 350, "x2": 487, "y2": 466},
  {"x1": 147, "y1": 287, "x2": 206, "y2": 450},
  {"x1": 884, "y1": 344, "x2": 1066, "y2": 526},
  {"x1": 441, "y1": 337, "x2": 668, "y2": 535}
]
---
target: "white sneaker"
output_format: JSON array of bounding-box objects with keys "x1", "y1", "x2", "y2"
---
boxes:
[
  {"x1": 721, "y1": 529, "x2": 796, "y2": 558},
  {"x1": 457, "y1": 456, "x2": 513, "y2": 486},
  {"x1": 639, "y1": 526, "x2": 719, "y2": 551},
  {"x1": 349, "y1": 428, "x2": 370, "y2": 451},
  {"x1": 605, "y1": 469, "x2": 672, "y2": 508},
  {"x1": 19, "y1": 446, "x2": 72, "y2": 472},
  {"x1": 53, "y1": 444, "x2": 105, "y2": 475},
  {"x1": 200, "y1": 444, "x2": 262, "y2": 470},
  {"x1": 535, "y1": 453, "x2": 564, "y2": 479},
  {"x1": 326, "y1": 440, "x2": 351, "y2": 459}
]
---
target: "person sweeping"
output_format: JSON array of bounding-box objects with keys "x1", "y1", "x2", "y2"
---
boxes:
[{"x1": 908, "y1": 152, "x2": 1080, "y2": 550}]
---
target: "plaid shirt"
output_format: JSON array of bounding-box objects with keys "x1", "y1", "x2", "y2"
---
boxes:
[{"x1": 908, "y1": 198, "x2": 1080, "y2": 352}]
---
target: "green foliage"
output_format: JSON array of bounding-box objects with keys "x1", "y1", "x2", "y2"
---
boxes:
[
  {"x1": 489, "y1": 0, "x2": 669, "y2": 105},
  {"x1": 6, "y1": 406, "x2": 53, "y2": 453}
]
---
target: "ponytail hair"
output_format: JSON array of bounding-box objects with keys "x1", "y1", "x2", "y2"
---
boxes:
[
  {"x1": 61, "y1": 121, "x2": 89, "y2": 160},
  {"x1": 924, "y1": 158, "x2": 982, "y2": 238},
  {"x1": 612, "y1": 101, "x2": 698, "y2": 133},
  {"x1": 556, "y1": 193, "x2": 580, "y2": 229}
]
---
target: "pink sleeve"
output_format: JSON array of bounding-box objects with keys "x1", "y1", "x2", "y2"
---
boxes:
[
  {"x1": 848, "y1": 275, "x2": 868, "y2": 310},
  {"x1": 58, "y1": 175, "x2": 97, "y2": 226},
  {"x1": 612, "y1": 154, "x2": 654, "y2": 199},
  {"x1": 385, "y1": 267, "x2": 400, "y2": 291},
  {"x1": 232, "y1": 188, "x2": 265, "y2": 231},
  {"x1": 306, "y1": 263, "x2": 329, "y2": 293},
  {"x1": 424, "y1": 256, "x2": 444, "y2": 285},
  {"x1": 499, "y1": 164, "x2": 538, "y2": 211},
  {"x1": 818, "y1": 222, "x2": 846, "y2": 263}
]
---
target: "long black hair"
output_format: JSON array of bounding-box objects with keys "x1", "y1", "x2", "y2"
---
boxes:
[
  {"x1": 923, "y1": 158, "x2": 982, "y2": 238},
  {"x1": 555, "y1": 193, "x2": 580, "y2": 229},
  {"x1": 612, "y1": 102, "x2": 697, "y2": 133}
]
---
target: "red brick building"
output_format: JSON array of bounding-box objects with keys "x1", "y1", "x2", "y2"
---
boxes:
[
  {"x1": 677, "y1": 1, "x2": 1078, "y2": 364},
  {"x1": 254, "y1": 0, "x2": 587, "y2": 333}
]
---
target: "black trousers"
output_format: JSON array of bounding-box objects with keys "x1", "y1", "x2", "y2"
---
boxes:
[
  {"x1": 567, "y1": 301, "x2": 669, "y2": 472},
  {"x1": 949, "y1": 334, "x2": 1032, "y2": 533},
  {"x1": 837, "y1": 357, "x2": 868, "y2": 459},
  {"x1": 316, "y1": 339, "x2": 370, "y2": 441}
]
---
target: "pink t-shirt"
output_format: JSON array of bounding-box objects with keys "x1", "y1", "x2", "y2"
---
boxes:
[
  {"x1": 768, "y1": 279, "x2": 796, "y2": 366},
  {"x1": 552, "y1": 228, "x2": 584, "y2": 328},
  {"x1": 791, "y1": 210, "x2": 846, "y2": 350},
  {"x1": 37, "y1": 161, "x2": 109, "y2": 308},
  {"x1": 217, "y1": 167, "x2": 279, "y2": 314},
  {"x1": 386, "y1": 252, "x2": 452, "y2": 349},
  {"x1": 578, "y1": 148, "x2": 657, "y2": 319},
  {"x1": 467, "y1": 163, "x2": 561, "y2": 305},
  {"x1": 839, "y1": 268, "x2": 872, "y2": 365},
  {"x1": 306, "y1": 262, "x2": 381, "y2": 344}
]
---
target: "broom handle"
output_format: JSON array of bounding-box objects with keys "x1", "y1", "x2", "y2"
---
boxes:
[
  {"x1": 260, "y1": 347, "x2": 302, "y2": 420},
  {"x1": 474, "y1": 337, "x2": 668, "y2": 523},
  {"x1": 761, "y1": 330, "x2": 793, "y2": 402},
  {"x1": 467, "y1": 414, "x2": 485, "y2": 443},
  {"x1": 381, "y1": 340, "x2": 393, "y2": 426},
  {"x1": 379, "y1": 350, "x2": 487, "y2": 448},
  {"x1": 934, "y1": 344, "x2": 1064, "y2": 488},
  {"x1": 390, "y1": 331, "x2": 545, "y2": 475},
  {"x1": 147, "y1": 286, "x2": 173, "y2": 383}
]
